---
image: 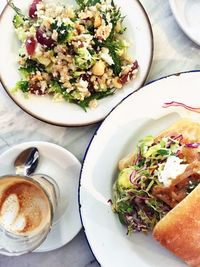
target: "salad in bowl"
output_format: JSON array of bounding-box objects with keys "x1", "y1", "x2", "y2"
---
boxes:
[{"x1": 10, "y1": 0, "x2": 139, "y2": 110}]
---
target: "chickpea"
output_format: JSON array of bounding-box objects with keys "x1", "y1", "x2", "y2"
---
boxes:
[
  {"x1": 94, "y1": 13, "x2": 102, "y2": 28},
  {"x1": 67, "y1": 8, "x2": 75, "y2": 19},
  {"x1": 37, "y1": 56, "x2": 51, "y2": 66},
  {"x1": 42, "y1": 19, "x2": 51, "y2": 29},
  {"x1": 89, "y1": 99, "x2": 98, "y2": 108},
  {"x1": 31, "y1": 74, "x2": 43, "y2": 82},
  {"x1": 115, "y1": 21, "x2": 122, "y2": 33},
  {"x1": 92, "y1": 60, "x2": 105, "y2": 76},
  {"x1": 113, "y1": 77, "x2": 122, "y2": 89},
  {"x1": 18, "y1": 58, "x2": 26, "y2": 65},
  {"x1": 76, "y1": 24, "x2": 85, "y2": 34}
]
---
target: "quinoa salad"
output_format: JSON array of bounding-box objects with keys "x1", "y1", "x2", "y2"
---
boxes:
[{"x1": 10, "y1": 0, "x2": 139, "y2": 110}]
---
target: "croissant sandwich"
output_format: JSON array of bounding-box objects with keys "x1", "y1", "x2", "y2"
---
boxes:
[{"x1": 112, "y1": 118, "x2": 200, "y2": 267}]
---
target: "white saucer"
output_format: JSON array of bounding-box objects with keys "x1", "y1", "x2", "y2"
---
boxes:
[
  {"x1": 0, "y1": 141, "x2": 82, "y2": 254},
  {"x1": 169, "y1": 0, "x2": 200, "y2": 45}
]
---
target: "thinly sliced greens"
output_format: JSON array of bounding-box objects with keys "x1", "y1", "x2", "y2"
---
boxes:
[
  {"x1": 76, "y1": 0, "x2": 101, "y2": 9},
  {"x1": 112, "y1": 135, "x2": 183, "y2": 234}
]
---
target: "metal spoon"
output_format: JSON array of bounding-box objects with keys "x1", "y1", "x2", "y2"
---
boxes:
[{"x1": 14, "y1": 147, "x2": 39, "y2": 176}]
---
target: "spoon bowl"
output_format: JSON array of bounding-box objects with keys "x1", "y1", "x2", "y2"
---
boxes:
[{"x1": 14, "y1": 147, "x2": 39, "y2": 176}]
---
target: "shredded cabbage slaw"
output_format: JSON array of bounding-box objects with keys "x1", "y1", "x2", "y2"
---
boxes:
[{"x1": 112, "y1": 135, "x2": 183, "y2": 234}]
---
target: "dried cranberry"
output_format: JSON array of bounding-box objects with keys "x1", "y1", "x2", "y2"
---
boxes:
[
  {"x1": 81, "y1": 74, "x2": 94, "y2": 93},
  {"x1": 25, "y1": 37, "x2": 37, "y2": 56},
  {"x1": 36, "y1": 28, "x2": 55, "y2": 48},
  {"x1": 29, "y1": 83, "x2": 45, "y2": 95},
  {"x1": 68, "y1": 45, "x2": 75, "y2": 55},
  {"x1": 120, "y1": 60, "x2": 139, "y2": 85},
  {"x1": 29, "y1": 0, "x2": 41, "y2": 19}
]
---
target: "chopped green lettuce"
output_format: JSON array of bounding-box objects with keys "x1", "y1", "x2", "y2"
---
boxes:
[
  {"x1": 51, "y1": 21, "x2": 74, "y2": 43},
  {"x1": 75, "y1": 47, "x2": 96, "y2": 70},
  {"x1": 12, "y1": 80, "x2": 29, "y2": 92},
  {"x1": 13, "y1": 14, "x2": 24, "y2": 28}
]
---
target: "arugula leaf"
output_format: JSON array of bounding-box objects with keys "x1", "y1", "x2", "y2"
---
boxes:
[
  {"x1": 47, "y1": 79, "x2": 115, "y2": 111},
  {"x1": 105, "y1": 4, "x2": 126, "y2": 75},
  {"x1": 23, "y1": 59, "x2": 45, "y2": 72},
  {"x1": 108, "y1": 46, "x2": 122, "y2": 75},
  {"x1": 76, "y1": 0, "x2": 125, "y2": 75},
  {"x1": 8, "y1": 0, "x2": 24, "y2": 17},
  {"x1": 13, "y1": 80, "x2": 29, "y2": 93},
  {"x1": 110, "y1": 1, "x2": 125, "y2": 27},
  {"x1": 94, "y1": 38, "x2": 122, "y2": 75},
  {"x1": 18, "y1": 59, "x2": 46, "y2": 83},
  {"x1": 108, "y1": 1, "x2": 125, "y2": 38},
  {"x1": 51, "y1": 21, "x2": 73, "y2": 43},
  {"x1": 76, "y1": 0, "x2": 101, "y2": 9},
  {"x1": 92, "y1": 1, "x2": 126, "y2": 76},
  {"x1": 19, "y1": 81, "x2": 29, "y2": 92},
  {"x1": 8, "y1": 1, "x2": 29, "y2": 29},
  {"x1": 118, "y1": 213, "x2": 126, "y2": 225},
  {"x1": 19, "y1": 67, "x2": 34, "y2": 78},
  {"x1": 76, "y1": 90, "x2": 115, "y2": 111},
  {"x1": 157, "y1": 149, "x2": 171, "y2": 155},
  {"x1": 87, "y1": 0, "x2": 101, "y2": 6},
  {"x1": 48, "y1": 80, "x2": 65, "y2": 94},
  {"x1": 13, "y1": 14, "x2": 24, "y2": 28}
]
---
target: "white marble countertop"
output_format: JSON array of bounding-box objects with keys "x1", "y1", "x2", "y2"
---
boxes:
[{"x1": 0, "y1": 0, "x2": 200, "y2": 266}]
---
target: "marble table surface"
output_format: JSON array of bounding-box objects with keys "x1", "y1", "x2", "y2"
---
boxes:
[{"x1": 0, "y1": 0, "x2": 200, "y2": 266}]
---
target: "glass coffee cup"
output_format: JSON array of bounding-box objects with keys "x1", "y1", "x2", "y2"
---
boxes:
[{"x1": 0, "y1": 174, "x2": 59, "y2": 255}]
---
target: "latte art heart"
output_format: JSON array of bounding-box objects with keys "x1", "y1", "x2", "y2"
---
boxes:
[{"x1": 0, "y1": 177, "x2": 51, "y2": 235}]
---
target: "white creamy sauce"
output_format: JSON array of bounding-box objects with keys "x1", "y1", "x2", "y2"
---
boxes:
[{"x1": 158, "y1": 156, "x2": 188, "y2": 187}]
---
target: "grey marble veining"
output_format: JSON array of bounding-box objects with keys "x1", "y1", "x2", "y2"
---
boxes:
[
  {"x1": 0, "y1": 88, "x2": 99, "y2": 161},
  {"x1": 0, "y1": 0, "x2": 200, "y2": 266},
  {"x1": 0, "y1": 231, "x2": 98, "y2": 267}
]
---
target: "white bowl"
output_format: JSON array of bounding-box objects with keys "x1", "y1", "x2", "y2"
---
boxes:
[{"x1": 0, "y1": 0, "x2": 153, "y2": 126}]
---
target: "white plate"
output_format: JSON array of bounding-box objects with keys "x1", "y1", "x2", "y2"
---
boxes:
[
  {"x1": 79, "y1": 71, "x2": 200, "y2": 267},
  {"x1": 0, "y1": 0, "x2": 153, "y2": 126},
  {"x1": 0, "y1": 141, "x2": 82, "y2": 254},
  {"x1": 169, "y1": 0, "x2": 200, "y2": 45}
]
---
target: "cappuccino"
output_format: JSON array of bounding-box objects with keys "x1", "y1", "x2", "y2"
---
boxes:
[{"x1": 0, "y1": 176, "x2": 51, "y2": 236}]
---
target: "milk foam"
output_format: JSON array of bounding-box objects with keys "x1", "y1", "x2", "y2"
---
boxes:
[
  {"x1": 0, "y1": 177, "x2": 51, "y2": 235},
  {"x1": 0, "y1": 193, "x2": 26, "y2": 232}
]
